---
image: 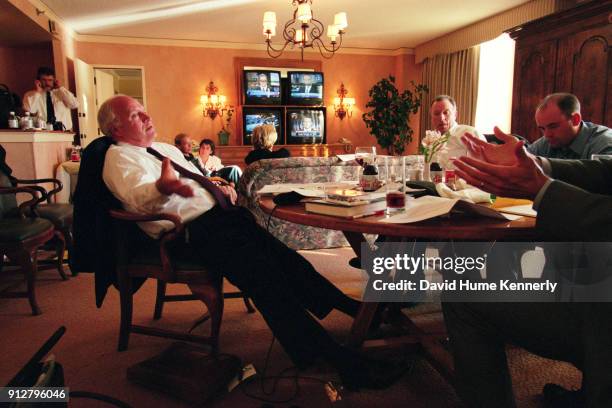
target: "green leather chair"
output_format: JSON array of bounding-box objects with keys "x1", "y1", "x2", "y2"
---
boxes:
[
  {"x1": 0, "y1": 150, "x2": 73, "y2": 279},
  {"x1": 0, "y1": 179, "x2": 55, "y2": 315}
]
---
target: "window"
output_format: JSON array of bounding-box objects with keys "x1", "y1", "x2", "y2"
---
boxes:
[{"x1": 474, "y1": 34, "x2": 515, "y2": 134}]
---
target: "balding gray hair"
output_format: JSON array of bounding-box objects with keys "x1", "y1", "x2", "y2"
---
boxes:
[
  {"x1": 536, "y1": 93, "x2": 581, "y2": 118},
  {"x1": 431, "y1": 95, "x2": 457, "y2": 110},
  {"x1": 97, "y1": 95, "x2": 124, "y2": 137}
]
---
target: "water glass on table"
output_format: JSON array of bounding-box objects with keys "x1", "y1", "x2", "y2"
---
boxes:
[
  {"x1": 355, "y1": 146, "x2": 376, "y2": 167},
  {"x1": 404, "y1": 155, "x2": 425, "y2": 181},
  {"x1": 384, "y1": 156, "x2": 406, "y2": 214}
]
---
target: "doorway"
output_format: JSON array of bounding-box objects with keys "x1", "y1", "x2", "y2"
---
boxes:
[
  {"x1": 94, "y1": 67, "x2": 145, "y2": 108},
  {"x1": 74, "y1": 62, "x2": 145, "y2": 147}
]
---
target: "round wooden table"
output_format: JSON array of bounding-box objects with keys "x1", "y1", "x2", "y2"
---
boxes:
[
  {"x1": 259, "y1": 196, "x2": 537, "y2": 241},
  {"x1": 259, "y1": 195, "x2": 538, "y2": 381}
]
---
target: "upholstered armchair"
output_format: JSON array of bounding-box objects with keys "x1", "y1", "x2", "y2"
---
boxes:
[
  {"x1": 109, "y1": 208, "x2": 254, "y2": 352},
  {"x1": 11, "y1": 178, "x2": 73, "y2": 278},
  {"x1": 0, "y1": 146, "x2": 73, "y2": 278},
  {"x1": 0, "y1": 184, "x2": 55, "y2": 315}
]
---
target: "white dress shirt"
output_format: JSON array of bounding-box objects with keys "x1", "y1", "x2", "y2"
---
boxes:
[
  {"x1": 103, "y1": 142, "x2": 216, "y2": 238},
  {"x1": 198, "y1": 155, "x2": 223, "y2": 172},
  {"x1": 435, "y1": 123, "x2": 486, "y2": 169},
  {"x1": 23, "y1": 87, "x2": 79, "y2": 130}
]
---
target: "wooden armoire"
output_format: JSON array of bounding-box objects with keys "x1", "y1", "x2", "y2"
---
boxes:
[{"x1": 508, "y1": 0, "x2": 611, "y2": 142}]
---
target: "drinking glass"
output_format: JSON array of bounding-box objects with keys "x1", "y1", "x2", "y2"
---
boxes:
[
  {"x1": 404, "y1": 155, "x2": 425, "y2": 181},
  {"x1": 355, "y1": 146, "x2": 376, "y2": 167},
  {"x1": 385, "y1": 156, "x2": 406, "y2": 214}
]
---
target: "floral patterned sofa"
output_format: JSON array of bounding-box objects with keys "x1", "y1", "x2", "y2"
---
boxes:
[{"x1": 237, "y1": 156, "x2": 361, "y2": 250}]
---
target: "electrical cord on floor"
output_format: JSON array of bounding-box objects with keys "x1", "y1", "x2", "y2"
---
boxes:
[
  {"x1": 236, "y1": 203, "x2": 338, "y2": 405},
  {"x1": 238, "y1": 335, "x2": 333, "y2": 405}
]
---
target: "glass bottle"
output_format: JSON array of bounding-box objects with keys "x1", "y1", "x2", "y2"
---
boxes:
[
  {"x1": 360, "y1": 162, "x2": 379, "y2": 192},
  {"x1": 8, "y1": 111, "x2": 19, "y2": 129},
  {"x1": 21, "y1": 112, "x2": 33, "y2": 130},
  {"x1": 430, "y1": 162, "x2": 444, "y2": 184}
]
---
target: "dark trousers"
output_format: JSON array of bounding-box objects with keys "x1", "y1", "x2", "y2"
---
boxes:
[
  {"x1": 212, "y1": 166, "x2": 241, "y2": 186},
  {"x1": 187, "y1": 206, "x2": 350, "y2": 367},
  {"x1": 442, "y1": 301, "x2": 612, "y2": 407}
]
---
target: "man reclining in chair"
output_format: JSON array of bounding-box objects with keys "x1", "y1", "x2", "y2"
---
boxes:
[{"x1": 95, "y1": 95, "x2": 406, "y2": 390}]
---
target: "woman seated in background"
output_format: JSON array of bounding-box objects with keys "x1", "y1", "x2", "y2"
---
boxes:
[
  {"x1": 245, "y1": 124, "x2": 291, "y2": 165},
  {"x1": 198, "y1": 138, "x2": 242, "y2": 186}
]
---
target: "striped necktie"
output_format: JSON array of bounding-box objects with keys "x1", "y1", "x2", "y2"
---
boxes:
[{"x1": 146, "y1": 147, "x2": 233, "y2": 210}]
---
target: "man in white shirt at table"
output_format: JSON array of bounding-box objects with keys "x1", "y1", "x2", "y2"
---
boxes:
[
  {"x1": 23, "y1": 66, "x2": 79, "y2": 130},
  {"x1": 430, "y1": 95, "x2": 486, "y2": 168}
]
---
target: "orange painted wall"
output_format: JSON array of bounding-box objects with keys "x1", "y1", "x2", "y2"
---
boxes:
[
  {"x1": 0, "y1": 43, "x2": 54, "y2": 103},
  {"x1": 395, "y1": 53, "x2": 424, "y2": 154},
  {"x1": 75, "y1": 41, "x2": 422, "y2": 151}
]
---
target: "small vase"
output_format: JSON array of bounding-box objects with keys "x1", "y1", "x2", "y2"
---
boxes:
[
  {"x1": 218, "y1": 130, "x2": 230, "y2": 146},
  {"x1": 422, "y1": 164, "x2": 431, "y2": 181}
]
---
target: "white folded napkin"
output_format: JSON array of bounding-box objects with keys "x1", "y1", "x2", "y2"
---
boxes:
[{"x1": 435, "y1": 179, "x2": 492, "y2": 204}]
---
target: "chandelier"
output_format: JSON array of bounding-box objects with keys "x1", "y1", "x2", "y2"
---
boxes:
[{"x1": 262, "y1": 0, "x2": 347, "y2": 61}]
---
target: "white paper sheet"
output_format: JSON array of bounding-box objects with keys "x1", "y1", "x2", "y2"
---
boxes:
[
  {"x1": 380, "y1": 196, "x2": 513, "y2": 224},
  {"x1": 336, "y1": 154, "x2": 356, "y2": 162},
  {"x1": 497, "y1": 204, "x2": 537, "y2": 218}
]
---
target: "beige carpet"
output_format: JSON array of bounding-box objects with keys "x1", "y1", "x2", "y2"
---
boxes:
[{"x1": 0, "y1": 247, "x2": 580, "y2": 407}]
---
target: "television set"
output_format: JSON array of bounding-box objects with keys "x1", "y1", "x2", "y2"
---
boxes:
[
  {"x1": 242, "y1": 107, "x2": 283, "y2": 145},
  {"x1": 288, "y1": 71, "x2": 324, "y2": 106},
  {"x1": 286, "y1": 108, "x2": 326, "y2": 144},
  {"x1": 243, "y1": 70, "x2": 282, "y2": 105}
]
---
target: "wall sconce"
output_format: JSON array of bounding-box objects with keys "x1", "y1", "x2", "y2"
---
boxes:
[
  {"x1": 200, "y1": 81, "x2": 227, "y2": 120},
  {"x1": 333, "y1": 83, "x2": 355, "y2": 120}
]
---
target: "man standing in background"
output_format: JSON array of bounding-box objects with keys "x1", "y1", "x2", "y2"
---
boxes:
[{"x1": 23, "y1": 66, "x2": 79, "y2": 130}]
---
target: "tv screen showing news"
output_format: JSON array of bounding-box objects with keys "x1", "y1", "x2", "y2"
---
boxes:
[
  {"x1": 288, "y1": 71, "x2": 324, "y2": 105},
  {"x1": 242, "y1": 107, "x2": 283, "y2": 145},
  {"x1": 243, "y1": 70, "x2": 282, "y2": 105},
  {"x1": 286, "y1": 108, "x2": 326, "y2": 144}
]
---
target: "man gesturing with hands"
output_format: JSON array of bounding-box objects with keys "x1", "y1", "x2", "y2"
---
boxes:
[{"x1": 443, "y1": 126, "x2": 612, "y2": 407}]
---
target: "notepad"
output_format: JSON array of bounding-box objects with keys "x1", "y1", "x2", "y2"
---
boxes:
[{"x1": 498, "y1": 204, "x2": 537, "y2": 218}]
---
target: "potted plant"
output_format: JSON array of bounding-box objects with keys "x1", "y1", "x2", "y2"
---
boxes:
[
  {"x1": 362, "y1": 76, "x2": 427, "y2": 155},
  {"x1": 217, "y1": 106, "x2": 234, "y2": 146}
]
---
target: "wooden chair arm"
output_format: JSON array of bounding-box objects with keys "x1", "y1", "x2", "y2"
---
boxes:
[
  {"x1": 0, "y1": 187, "x2": 42, "y2": 218},
  {"x1": 109, "y1": 209, "x2": 185, "y2": 281},
  {"x1": 15, "y1": 178, "x2": 63, "y2": 204},
  {"x1": 108, "y1": 209, "x2": 185, "y2": 236}
]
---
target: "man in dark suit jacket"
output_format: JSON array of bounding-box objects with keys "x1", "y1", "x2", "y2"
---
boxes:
[{"x1": 447, "y1": 127, "x2": 612, "y2": 407}]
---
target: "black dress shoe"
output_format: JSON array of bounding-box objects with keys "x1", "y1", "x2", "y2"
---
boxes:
[
  {"x1": 339, "y1": 356, "x2": 413, "y2": 391},
  {"x1": 542, "y1": 383, "x2": 584, "y2": 408}
]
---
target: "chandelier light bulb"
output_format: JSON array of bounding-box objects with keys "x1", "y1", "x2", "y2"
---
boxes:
[
  {"x1": 327, "y1": 24, "x2": 339, "y2": 41},
  {"x1": 297, "y1": 3, "x2": 312, "y2": 23},
  {"x1": 263, "y1": 11, "x2": 276, "y2": 25},
  {"x1": 295, "y1": 29, "x2": 308, "y2": 43},
  {"x1": 333, "y1": 12, "x2": 348, "y2": 30}
]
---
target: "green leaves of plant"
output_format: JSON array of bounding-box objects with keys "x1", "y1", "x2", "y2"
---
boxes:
[{"x1": 362, "y1": 76, "x2": 428, "y2": 155}]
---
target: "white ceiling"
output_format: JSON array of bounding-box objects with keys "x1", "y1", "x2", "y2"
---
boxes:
[{"x1": 40, "y1": 0, "x2": 531, "y2": 50}]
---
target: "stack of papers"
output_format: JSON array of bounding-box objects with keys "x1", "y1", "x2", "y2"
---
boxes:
[{"x1": 381, "y1": 196, "x2": 514, "y2": 224}]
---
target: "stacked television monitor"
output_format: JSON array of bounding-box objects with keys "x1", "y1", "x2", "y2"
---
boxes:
[{"x1": 242, "y1": 70, "x2": 325, "y2": 145}]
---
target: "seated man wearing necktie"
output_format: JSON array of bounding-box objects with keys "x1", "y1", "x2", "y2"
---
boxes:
[
  {"x1": 23, "y1": 66, "x2": 79, "y2": 130},
  {"x1": 98, "y1": 95, "x2": 407, "y2": 390}
]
